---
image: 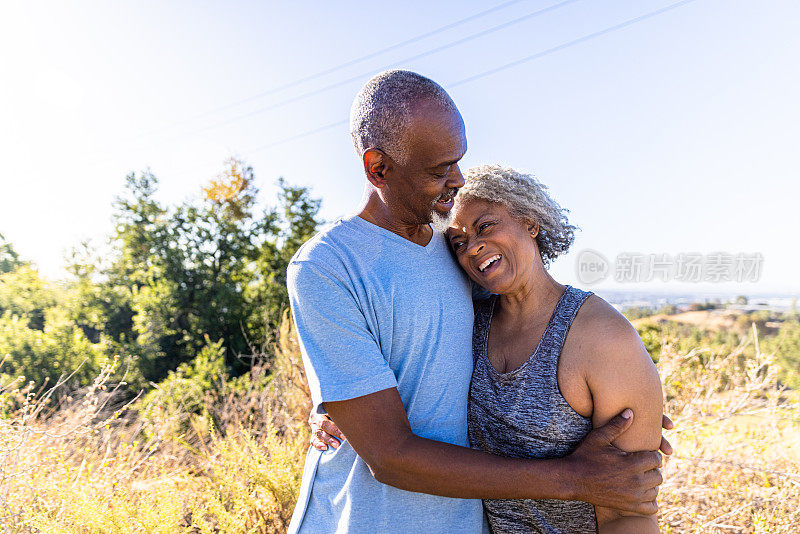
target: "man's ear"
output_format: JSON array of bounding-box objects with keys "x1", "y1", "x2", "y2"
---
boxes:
[
  {"x1": 528, "y1": 221, "x2": 540, "y2": 238},
  {"x1": 363, "y1": 148, "x2": 391, "y2": 188}
]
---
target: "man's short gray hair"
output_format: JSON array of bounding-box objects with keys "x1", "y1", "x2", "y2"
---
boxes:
[
  {"x1": 457, "y1": 165, "x2": 577, "y2": 267},
  {"x1": 349, "y1": 69, "x2": 457, "y2": 164}
]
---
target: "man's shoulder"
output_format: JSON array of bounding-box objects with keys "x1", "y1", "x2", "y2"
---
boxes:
[
  {"x1": 291, "y1": 217, "x2": 360, "y2": 265},
  {"x1": 291, "y1": 215, "x2": 405, "y2": 267},
  {"x1": 288, "y1": 216, "x2": 377, "y2": 287}
]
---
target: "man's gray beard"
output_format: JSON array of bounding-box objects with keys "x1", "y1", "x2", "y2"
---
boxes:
[{"x1": 430, "y1": 209, "x2": 454, "y2": 234}]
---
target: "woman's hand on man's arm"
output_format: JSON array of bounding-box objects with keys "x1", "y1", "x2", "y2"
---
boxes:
[{"x1": 310, "y1": 412, "x2": 345, "y2": 450}]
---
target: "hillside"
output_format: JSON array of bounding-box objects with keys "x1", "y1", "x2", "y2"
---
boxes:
[{"x1": 0, "y1": 316, "x2": 798, "y2": 533}]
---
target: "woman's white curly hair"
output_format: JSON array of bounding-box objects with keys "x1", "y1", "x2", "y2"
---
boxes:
[{"x1": 456, "y1": 165, "x2": 577, "y2": 267}]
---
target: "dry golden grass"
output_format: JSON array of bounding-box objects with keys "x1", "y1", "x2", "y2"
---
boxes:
[
  {"x1": 0, "y1": 317, "x2": 797, "y2": 533},
  {"x1": 0, "y1": 314, "x2": 311, "y2": 533},
  {"x1": 632, "y1": 309, "x2": 741, "y2": 330},
  {"x1": 658, "y1": 325, "x2": 800, "y2": 533}
]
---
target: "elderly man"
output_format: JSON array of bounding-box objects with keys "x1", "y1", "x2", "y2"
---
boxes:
[{"x1": 287, "y1": 70, "x2": 667, "y2": 534}]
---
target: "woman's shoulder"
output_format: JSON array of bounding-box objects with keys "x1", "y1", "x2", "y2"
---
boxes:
[
  {"x1": 568, "y1": 293, "x2": 650, "y2": 368},
  {"x1": 565, "y1": 290, "x2": 663, "y2": 448},
  {"x1": 558, "y1": 289, "x2": 662, "y2": 425},
  {"x1": 573, "y1": 293, "x2": 640, "y2": 341}
]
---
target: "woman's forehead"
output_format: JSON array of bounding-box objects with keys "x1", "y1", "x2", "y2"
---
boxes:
[
  {"x1": 453, "y1": 197, "x2": 502, "y2": 220},
  {"x1": 450, "y1": 198, "x2": 507, "y2": 231}
]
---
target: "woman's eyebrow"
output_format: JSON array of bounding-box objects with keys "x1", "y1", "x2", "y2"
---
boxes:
[
  {"x1": 471, "y1": 215, "x2": 486, "y2": 228},
  {"x1": 447, "y1": 229, "x2": 465, "y2": 241}
]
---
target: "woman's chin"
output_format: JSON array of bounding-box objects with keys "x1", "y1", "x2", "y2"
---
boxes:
[
  {"x1": 470, "y1": 275, "x2": 505, "y2": 296},
  {"x1": 471, "y1": 263, "x2": 512, "y2": 294}
]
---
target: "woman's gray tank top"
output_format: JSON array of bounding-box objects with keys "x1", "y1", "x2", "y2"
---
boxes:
[{"x1": 467, "y1": 285, "x2": 597, "y2": 534}]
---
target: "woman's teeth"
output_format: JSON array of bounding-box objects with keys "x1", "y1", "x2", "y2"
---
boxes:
[{"x1": 478, "y1": 255, "x2": 501, "y2": 272}]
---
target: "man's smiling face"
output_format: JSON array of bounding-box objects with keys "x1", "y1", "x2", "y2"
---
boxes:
[{"x1": 382, "y1": 99, "x2": 468, "y2": 227}]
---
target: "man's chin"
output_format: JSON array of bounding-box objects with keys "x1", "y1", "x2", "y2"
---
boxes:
[{"x1": 430, "y1": 209, "x2": 454, "y2": 233}]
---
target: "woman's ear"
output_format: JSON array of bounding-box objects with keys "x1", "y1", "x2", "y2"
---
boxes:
[{"x1": 528, "y1": 221, "x2": 540, "y2": 238}]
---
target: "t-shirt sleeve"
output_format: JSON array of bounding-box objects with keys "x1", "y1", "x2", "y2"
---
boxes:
[{"x1": 287, "y1": 259, "x2": 398, "y2": 414}]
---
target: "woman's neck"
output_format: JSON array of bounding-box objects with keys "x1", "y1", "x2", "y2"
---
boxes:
[{"x1": 496, "y1": 267, "x2": 565, "y2": 327}]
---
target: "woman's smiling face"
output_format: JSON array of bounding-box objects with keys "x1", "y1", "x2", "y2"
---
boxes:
[{"x1": 447, "y1": 198, "x2": 540, "y2": 295}]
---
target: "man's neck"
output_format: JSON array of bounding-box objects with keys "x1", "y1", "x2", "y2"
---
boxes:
[{"x1": 357, "y1": 194, "x2": 433, "y2": 247}]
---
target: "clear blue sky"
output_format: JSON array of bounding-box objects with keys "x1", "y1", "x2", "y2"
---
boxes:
[{"x1": 1, "y1": 0, "x2": 797, "y2": 293}]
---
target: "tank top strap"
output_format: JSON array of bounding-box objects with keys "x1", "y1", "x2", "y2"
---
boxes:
[{"x1": 536, "y1": 286, "x2": 593, "y2": 371}]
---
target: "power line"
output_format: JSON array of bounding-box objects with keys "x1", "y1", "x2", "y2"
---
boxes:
[
  {"x1": 165, "y1": 119, "x2": 350, "y2": 181},
  {"x1": 249, "y1": 119, "x2": 348, "y2": 153},
  {"x1": 450, "y1": 0, "x2": 699, "y2": 88},
  {"x1": 241, "y1": 0, "x2": 700, "y2": 156},
  {"x1": 131, "y1": 0, "x2": 532, "y2": 141},
  {"x1": 174, "y1": 0, "x2": 582, "y2": 138}
]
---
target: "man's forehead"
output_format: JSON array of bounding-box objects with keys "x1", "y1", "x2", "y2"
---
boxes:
[
  {"x1": 407, "y1": 108, "x2": 467, "y2": 163},
  {"x1": 408, "y1": 100, "x2": 463, "y2": 134}
]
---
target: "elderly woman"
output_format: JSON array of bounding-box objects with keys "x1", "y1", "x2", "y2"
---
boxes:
[{"x1": 313, "y1": 165, "x2": 664, "y2": 534}]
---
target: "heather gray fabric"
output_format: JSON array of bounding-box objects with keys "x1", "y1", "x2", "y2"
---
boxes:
[{"x1": 468, "y1": 286, "x2": 598, "y2": 534}]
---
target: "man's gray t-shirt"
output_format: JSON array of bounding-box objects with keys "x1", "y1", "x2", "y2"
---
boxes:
[{"x1": 286, "y1": 215, "x2": 487, "y2": 534}]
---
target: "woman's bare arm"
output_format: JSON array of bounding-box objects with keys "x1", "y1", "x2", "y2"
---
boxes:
[{"x1": 573, "y1": 297, "x2": 664, "y2": 534}]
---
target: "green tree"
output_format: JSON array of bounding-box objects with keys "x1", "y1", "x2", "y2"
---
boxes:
[
  {"x1": 1, "y1": 158, "x2": 322, "y2": 394},
  {"x1": 77, "y1": 158, "x2": 322, "y2": 383},
  {"x1": 0, "y1": 272, "x2": 107, "y2": 390},
  {"x1": 0, "y1": 265, "x2": 57, "y2": 330},
  {"x1": 0, "y1": 233, "x2": 22, "y2": 274},
  {"x1": 250, "y1": 177, "x2": 322, "y2": 341}
]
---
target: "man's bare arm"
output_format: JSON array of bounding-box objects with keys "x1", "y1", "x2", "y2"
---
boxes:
[
  {"x1": 324, "y1": 386, "x2": 663, "y2": 514},
  {"x1": 310, "y1": 412, "x2": 675, "y2": 455}
]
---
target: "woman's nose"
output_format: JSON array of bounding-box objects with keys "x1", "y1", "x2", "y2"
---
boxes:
[{"x1": 467, "y1": 241, "x2": 484, "y2": 256}]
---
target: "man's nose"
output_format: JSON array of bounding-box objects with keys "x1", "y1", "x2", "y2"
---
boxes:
[{"x1": 447, "y1": 164, "x2": 465, "y2": 189}]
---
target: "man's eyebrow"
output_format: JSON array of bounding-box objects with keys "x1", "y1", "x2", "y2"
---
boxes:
[{"x1": 427, "y1": 158, "x2": 460, "y2": 170}]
